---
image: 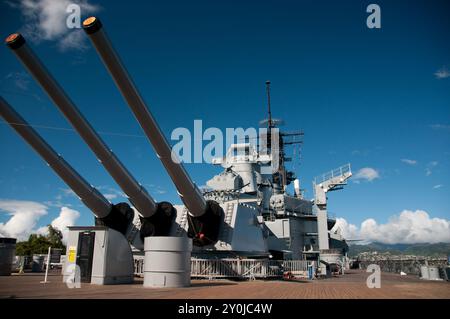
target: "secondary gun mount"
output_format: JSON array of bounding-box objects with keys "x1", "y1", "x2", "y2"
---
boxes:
[
  {"x1": 0, "y1": 96, "x2": 133, "y2": 234},
  {"x1": 5, "y1": 33, "x2": 174, "y2": 238},
  {"x1": 83, "y1": 17, "x2": 223, "y2": 246}
]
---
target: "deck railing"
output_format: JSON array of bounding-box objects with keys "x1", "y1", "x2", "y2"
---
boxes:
[
  {"x1": 133, "y1": 256, "x2": 310, "y2": 279},
  {"x1": 314, "y1": 163, "x2": 351, "y2": 185}
]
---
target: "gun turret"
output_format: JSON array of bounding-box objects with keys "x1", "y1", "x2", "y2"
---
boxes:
[
  {"x1": 83, "y1": 17, "x2": 223, "y2": 246},
  {"x1": 5, "y1": 33, "x2": 173, "y2": 237},
  {"x1": 0, "y1": 96, "x2": 133, "y2": 234}
]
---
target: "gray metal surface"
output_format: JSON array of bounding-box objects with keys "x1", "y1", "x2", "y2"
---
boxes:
[
  {"x1": 84, "y1": 18, "x2": 207, "y2": 217},
  {"x1": 428, "y1": 266, "x2": 441, "y2": 280},
  {"x1": 313, "y1": 164, "x2": 352, "y2": 251},
  {"x1": 6, "y1": 37, "x2": 157, "y2": 218},
  {"x1": 317, "y1": 210, "x2": 329, "y2": 250},
  {"x1": 0, "y1": 238, "x2": 16, "y2": 276},
  {"x1": 0, "y1": 97, "x2": 111, "y2": 218},
  {"x1": 143, "y1": 236, "x2": 192, "y2": 288},
  {"x1": 420, "y1": 265, "x2": 429, "y2": 279},
  {"x1": 265, "y1": 217, "x2": 318, "y2": 259},
  {"x1": 63, "y1": 227, "x2": 134, "y2": 285},
  {"x1": 5, "y1": 26, "x2": 353, "y2": 264}
]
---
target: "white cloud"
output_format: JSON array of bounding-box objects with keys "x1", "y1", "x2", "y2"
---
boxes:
[
  {"x1": 47, "y1": 207, "x2": 80, "y2": 242},
  {"x1": 61, "y1": 188, "x2": 76, "y2": 197},
  {"x1": 435, "y1": 66, "x2": 450, "y2": 79},
  {"x1": 333, "y1": 210, "x2": 450, "y2": 244},
  {"x1": 10, "y1": 0, "x2": 100, "y2": 51},
  {"x1": 0, "y1": 200, "x2": 48, "y2": 240},
  {"x1": 97, "y1": 186, "x2": 126, "y2": 199},
  {"x1": 143, "y1": 183, "x2": 167, "y2": 197},
  {"x1": 401, "y1": 159, "x2": 417, "y2": 166},
  {"x1": 56, "y1": 29, "x2": 87, "y2": 52},
  {"x1": 334, "y1": 218, "x2": 360, "y2": 239},
  {"x1": 433, "y1": 184, "x2": 443, "y2": 189},
  {"x1": 0, "y1": 200, "x2": 80, "y2": 242},
  {"x1": 353, "y1": 167, "x2": 380, "y2": 182},
  {"x1": 104, "y1": 193, "x2": 118, "y2": 200},
  {"x1": 43, "y1": 188, "x2": 75, "y2": 208}
]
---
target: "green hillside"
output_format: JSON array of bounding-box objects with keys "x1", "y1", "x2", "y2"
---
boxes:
[{"x1": 348, "y1": 242, "x2": 450, "y2": 258}]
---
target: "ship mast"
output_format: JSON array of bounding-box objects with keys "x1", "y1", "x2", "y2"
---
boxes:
[
  {"x1": 266, "y1": 80, "x2": 273, "y2": 129},
  {"x1": 262, "y1": 81, "x2": 304, "y2": 190}
]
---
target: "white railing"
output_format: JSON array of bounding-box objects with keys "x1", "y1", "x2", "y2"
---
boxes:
[
  {"x1": 134, "y1": 255, "x2": 144, "y2": 276},
  {"x1": 133, "y1": 256, "x2": 309, "y2": 279},
  {"x1": 314, "y1": 163, "x2": 351, "y2": 185}
]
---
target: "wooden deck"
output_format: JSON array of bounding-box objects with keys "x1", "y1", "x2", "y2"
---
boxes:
[{"x1": 0, "y1": 270, "x2": 449, "y2": 299}]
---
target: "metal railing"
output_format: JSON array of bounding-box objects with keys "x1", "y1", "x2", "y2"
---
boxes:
[
  {"x1": 314, "y1": 163, "x2": 351, "y2": 185},
  {"x1": 133, "y1": 256, "x2": 310, "y2": 279},
  {"x1": 134, "y1": 255, "x2": 145, "y2": 276}
]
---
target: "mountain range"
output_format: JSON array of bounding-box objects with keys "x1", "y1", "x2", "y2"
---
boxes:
[{"x1": 348, "y1": 242, "x2": 450, "y2": 258}]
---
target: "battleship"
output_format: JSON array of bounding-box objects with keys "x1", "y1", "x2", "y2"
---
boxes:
[
  {"x1": 0, "y1": 16, "x2": 355, "y2": 283},
  {"x1": 1, "y1": 15, "x2": 449, "y2": 301},
  {"x1": 7, "y1": 13, "x2": 450, "y2": 298}
]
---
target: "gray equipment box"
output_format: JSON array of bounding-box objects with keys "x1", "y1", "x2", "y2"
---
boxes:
[{"x1": 63, "y1": 226, "x2": 134, "y2": 285}]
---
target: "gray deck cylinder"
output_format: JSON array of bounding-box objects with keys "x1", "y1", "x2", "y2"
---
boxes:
[
  {"x1": 0, "y1": 238, "x2": 16, "y2": 276},
  {"x1": 144, "y1": 237, "x2": 192, "y2": 288}
]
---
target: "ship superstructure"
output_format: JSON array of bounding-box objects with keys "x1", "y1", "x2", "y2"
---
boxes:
[{"x1": 3, "y1": 17, "x2": 353, "y2": 282}]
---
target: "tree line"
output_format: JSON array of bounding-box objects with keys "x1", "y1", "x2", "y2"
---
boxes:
[{"x1": 16, "y1": 225, "x2": 66, "y2": 255}]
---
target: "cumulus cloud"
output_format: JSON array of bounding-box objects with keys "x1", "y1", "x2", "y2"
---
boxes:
[
  {"x1": 401, "y1": 159, "x2": 417, "y2": 166},
  {"x1": 433, "y1": 184, "x2": 443, "y2": 189},
  {"x1": 434, "y1": 66, "x2": 450, "y2": 79},
  {"x1": 39, "y1": 207, "x2": 80, "y2": 242},
  {"x1": 334, "y1": 218, "x2": 360, "y2": 239},
  {"x1": 0, "y1": 200, "x2": 48, "y2": 240},
  {"x1": 333, "y1": 210, "x2": 450, "y2": 244},
  {"x1": 0, "y1": 200, "x2": 80, "y2": 242},
  {"x1": 9, "y1": 0, "x2": 100, "y2": 51},
  {"x1": 353, "y1": 167, "x2": 380, "y2": 182}
]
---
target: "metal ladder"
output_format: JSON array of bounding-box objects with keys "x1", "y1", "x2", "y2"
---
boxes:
[
  {"x1": 176, "y1": 208, "x2": 189, "y2": 235},
  {"x1": 127, "y1": 220, "x2": 141, "y2": 244},
  {"x1": 219, "y1": 202, "x2": 234, "y2": 246}
]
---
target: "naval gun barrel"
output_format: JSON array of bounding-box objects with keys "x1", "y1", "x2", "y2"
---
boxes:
[
  {"x1": 0, "y1": 97, "x2": 137, "y2": 235},
  {"x1": 0, "y1": 96, "x2": 111, "y2": 219},
  {"x1": 5, "y1": 33, "x2": 158, "y2": 220},
  {"x1": 82, "y1": 18, "x2": 206, "y2": 216},
  {"x1": 83, "y1": 17, "x2": 222, "y2": 246}
]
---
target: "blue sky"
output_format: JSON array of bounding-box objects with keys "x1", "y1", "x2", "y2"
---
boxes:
[{"x1": 0, "y1": 0, "x2": 449, "y2": 242}]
